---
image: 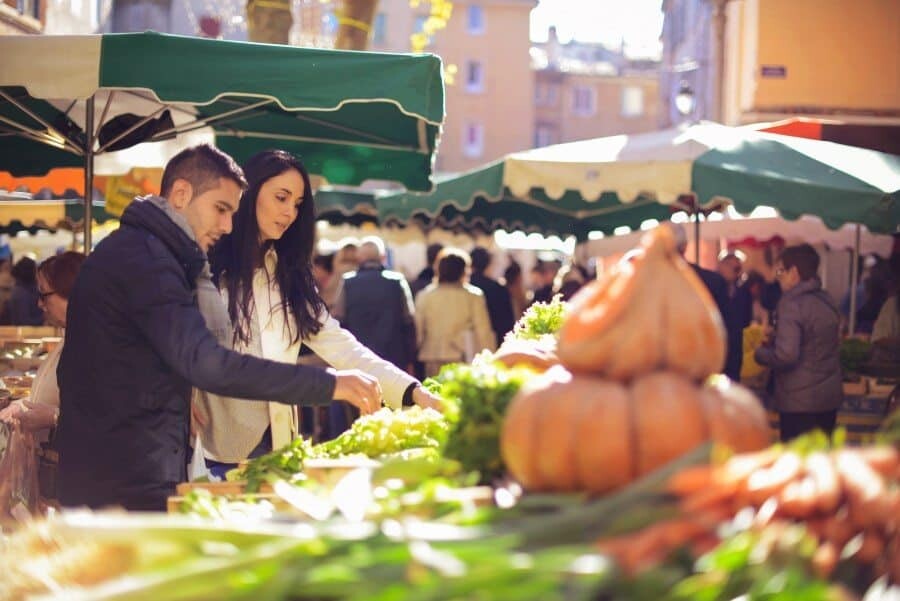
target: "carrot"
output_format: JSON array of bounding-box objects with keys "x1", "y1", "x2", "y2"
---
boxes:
[
  {"x1": 667, "y1": 465, "x2": 716, "y2": 496},
  {"x1": 853, "y1": 446, "x2": 899, "y2": 478},
  {"x1": 753, "y1": 497, "x2": 780, "y2": 528},
  {"x1": 822, "y1": 512, "x2": 857, "y2": 549},
  {"x1": 679, "y1": 483, "x2": 737, "y2": 514},
  {"x1": 746, "y1": 451, "x2": 804, "y2": 505},
  {"x1": 721, "y1": 447, "x2": 781, "y2": 487},
  {"x1": 835, "y1": 450, "x2": 887, "y2": 529},
  {"x1": 778, "y1": 475, "x2": 818, "y2": 518},
  {"x1": 806, "y1": 451, "x2": 842, "y2": 514},
  {"x1": 853, "y1": 530, "x2": 885, "y2": 564},
  {"x1": 812, "y1": 541, "x2": 839, "y2": 578},
  {"x1": 690, "y1": 533, "x2": 721, "y2": 558},
  {"x1": 616, "y1": 525, "x2": 669, "y2": 575}
]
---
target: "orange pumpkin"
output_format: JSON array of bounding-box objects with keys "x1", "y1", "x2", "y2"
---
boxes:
[
  {"x1": 557, "y1": 226, "x2": 725, "y2": 381},
  {"x1": 500, "y1": 367, "x2": 771, "y2": 494}
]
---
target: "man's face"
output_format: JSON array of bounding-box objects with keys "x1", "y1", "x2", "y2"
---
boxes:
[
  {"x1": 775, "y1": 262, "x2": 800, "y2": 292},
  {"x1": 718, "y1": 257, "x2": 742, "y2": 284},
  {"x1": 170, "y1": 177, "x2": 243, "y2": 252}
]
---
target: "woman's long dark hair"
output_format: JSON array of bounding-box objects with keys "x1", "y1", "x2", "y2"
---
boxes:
[{"x1": 210, "y1": 150, "x2": 324, "y2": 346}]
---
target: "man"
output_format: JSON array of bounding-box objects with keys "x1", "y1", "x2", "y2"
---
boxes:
[
  {"x1": 670, "y1": 223, "x2": 729, "y2": 328},
  {"x1": 339, "y1": 236, "x2": 417, "y2": 374},
  {"x1": 469, "y1": 246, "x2": 515, "y2": 347},
  {"x1": 331, "y1": 237, "x2": 418, "y2": 432},
  {"x1": 717, "y1": 253, "x2": 753, "y2": 381},
  {"x1": 755, "y1": 244, "x2": 842, "y2": 442},
  {"x1": 56, "y1": 144, "x2": 381, "y2": 511},
  {"x1": 410, "y1": 242, "x2": 443, "y2": 298}
]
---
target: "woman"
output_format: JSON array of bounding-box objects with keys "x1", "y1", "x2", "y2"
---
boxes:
[
  {"x1": 415, "y1": 248, "x2": 496, "y2": 377},
  {"x1": 0, "y1": 252, "x2": 86, "y2": 437},
  {"x1": 503, "y1": 260, "x2": 530, "y2": 321},
  {"x1": 197, "y1": 150, "x2": 439, "y2": 477}
]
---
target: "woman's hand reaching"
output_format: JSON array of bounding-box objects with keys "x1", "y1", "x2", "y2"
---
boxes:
[
  {"x1": 328, "y1": 368, "x2": 382, "y2": 415},
  {"x1": 411, "y1": 385, "x2": 443, "y2": 412}
]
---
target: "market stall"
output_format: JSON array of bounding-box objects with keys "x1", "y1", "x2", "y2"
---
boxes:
[
  {"x1": 2, "y1": 226, "x2": 897, "y2": 600},
  {"x1": 0, "y1": 32, "x2": 445, "y2": 250}
]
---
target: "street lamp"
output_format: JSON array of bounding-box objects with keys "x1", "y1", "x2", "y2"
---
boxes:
[{"x1": 675, "y1": 81, "x2": 695, "y2": 117}]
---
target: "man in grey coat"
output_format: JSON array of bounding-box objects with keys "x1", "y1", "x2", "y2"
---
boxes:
[{"x1": 755, "y1": 244, "x2": 842, "y2": 441}]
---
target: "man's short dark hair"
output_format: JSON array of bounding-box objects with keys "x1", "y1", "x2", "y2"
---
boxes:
[
  {"x1": 780, "y1": 244, "x2": 820, "y2": 281},
  {"x1": 160, "y1": 143, "x2": 247, "y2": 198},
  {"x1": 470, "y1": 246, "x2": 492, "y2": 273},
  {"x1": 437, "y1": 248, "x2": 470, "y2": 283}
]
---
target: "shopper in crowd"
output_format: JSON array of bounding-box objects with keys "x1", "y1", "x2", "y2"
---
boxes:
[
  {"x1": 530, "y1": 260, "x2": 558, "y2": 304},
  {"x1": 410, "y1": 242, "x2": 443, "y2": 298},
  {"x1": 7, "y1": 257, "x2": 43, "y2": 326},
  {"x1": 0, "y1": 252, "x2": 85, "y2": 439},
  {"x1": 670, "y1": 224, "x2": 728, "y2": 324},
  {"x1": 469, "y1": 246, "x2": 515, "y2": 347},
  {"x1": 331, "y1": 236, "x2": 418, "y2": 434},
  {"x1": 717, "y1": 253, "x2": 754, "y2": 381},
  {"x1": 755, "y1": 244, "x2": 842, "y2": 442},
  {"x1": 415, "y1": 248, "x2": 495, "y2": 377},
  {"x1": 552, "y1": 262, "x2": 588, "y2": 301},
  {"x1": 57, "y1": 143, "x2": 384, "y2": 511},
  {"x1": 503, "y1": 260, "x2": 530, "y2": 321},
  {"x1": 0, "y1": 257, "x2": 14, "y2": 323},
  {"x1": 324, "y1": 238, "x2": 360, "y2": 321},
  {"x1": 200, "y1": 150, "x2": 440, "y2": 477},
  {"x1": 871, "y1": 276, "x2": 900, "y2": 365}
]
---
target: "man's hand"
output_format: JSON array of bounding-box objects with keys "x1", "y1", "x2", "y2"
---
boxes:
[
  {"x1": 0, "y1": 399, "x2": 58, "y2": 432},
  {"x1": 329, "y1": 368, "x2": 382, "y2": 415},
  {"x1": 411, "y1": 385, "x2": 443, "y2": 412}
]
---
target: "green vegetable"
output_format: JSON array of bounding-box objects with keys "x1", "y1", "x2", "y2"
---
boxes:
[
  {"x1": 316, "y1": 406, "x2": 449, "y2": 459},
  {"x1": 507, "y1": 295, "x2": 569, "y2": 342},
  {"x1": 428, "y1": 362, "x2": 534, "y2": 483}
]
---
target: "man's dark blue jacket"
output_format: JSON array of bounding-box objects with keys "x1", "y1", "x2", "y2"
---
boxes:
[{"x1": 56, "y1": 199, "x2": 335, "y2": 511}]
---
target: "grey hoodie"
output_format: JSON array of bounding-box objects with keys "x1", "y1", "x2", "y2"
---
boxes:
[{"x1": 755, "y1": 277, "x2": 843, "y2": 413}]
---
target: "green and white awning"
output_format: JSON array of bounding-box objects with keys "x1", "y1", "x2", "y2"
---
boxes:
[
  {"x1": 0, "y1": 32, "x2": 444, "y2": 191},
  {"x1": 378, "y1": 122, "x2": 900, "y2": 238}
]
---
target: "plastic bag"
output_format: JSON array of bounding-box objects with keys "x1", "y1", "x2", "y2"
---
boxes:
[
  {"x1": 0, "y1": 422, "x2": 40, "y2": 522},
  {"x1": 189, "y1": 434, "x2": 211, "y2": 481}
]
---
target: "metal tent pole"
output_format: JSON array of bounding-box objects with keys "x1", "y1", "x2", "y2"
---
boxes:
[
  {"x1": 84, "y1": 95, "x2": 95, "y2": 254},
  {"x1": 847, "y1": 224, "x2": 861, "y2": 336},
  {"x1": 694, "y1": 210, "x2": 701, "y2": 265}
]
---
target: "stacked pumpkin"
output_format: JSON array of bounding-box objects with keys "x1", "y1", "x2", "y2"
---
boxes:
[{"x1": 500, "y1": 226, "x2": 772, "y2": 494}]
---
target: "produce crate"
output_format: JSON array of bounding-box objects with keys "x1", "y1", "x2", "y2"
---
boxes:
[{"x1": 767, "y1": 390, "x2": 891, "y2": 444}]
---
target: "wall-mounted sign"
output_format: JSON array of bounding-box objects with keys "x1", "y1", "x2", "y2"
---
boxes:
[{"x1": 761, "y1": 65, "x2": 787, "y2": 78}]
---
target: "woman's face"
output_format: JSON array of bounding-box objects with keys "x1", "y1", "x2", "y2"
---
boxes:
[
  {"x1": 255, "y1": 168, "x2": 305, "y2": 244},
  {"x1": 36, "y1": 272, "x2": 67, "y2": 327}
]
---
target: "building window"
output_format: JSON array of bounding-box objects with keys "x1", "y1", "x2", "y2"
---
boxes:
[
  {"x1": 572, "y1": 86, "x2": 595, "y2": 117},
  {"x1": 546, "y1": 84, "x2": 559, "y2": 105},
  {"x1": 465, "y1": 60, "x2": 485, "y2": 94},
  {"x1": 467, "y1": 5, "x2": 484, "y2": 34},
  {"x1": 463, "y1": 122, "x2": 485, "y2": 158},
  {"x1": 372, "y1": 12, "x2": 386, "y2": 45},
  {"x1": 535, "y1": 125, "x2": 555, "y2": 148},
  {"x1": 15, "y1": 0, "x2": 40, "y2": 19},
  {"x1": 621, "y1": 86, "x2": 645, "y2": 117}
]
